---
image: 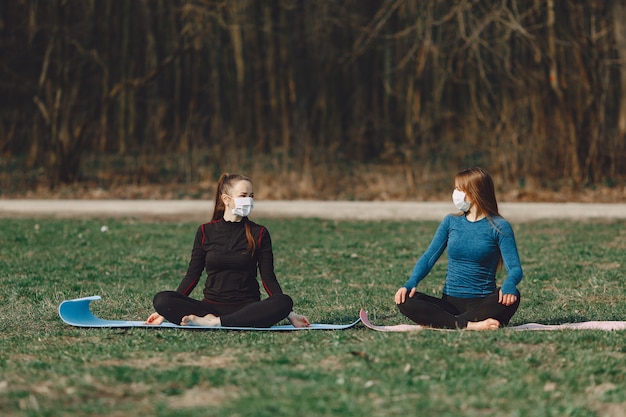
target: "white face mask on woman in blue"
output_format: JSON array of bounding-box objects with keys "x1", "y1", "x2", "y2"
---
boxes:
[{"x1": 452, "y1": 189, "x2": 470, "y2": 212}]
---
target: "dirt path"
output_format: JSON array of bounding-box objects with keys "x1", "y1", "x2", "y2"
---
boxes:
[{"x1": 1, "y1": 199, "x2": 625, "y2": 222}]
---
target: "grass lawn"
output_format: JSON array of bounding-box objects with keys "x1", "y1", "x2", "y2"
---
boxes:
[{"x1": 1, "y1": 217, "x2": 625, "y2": 417}]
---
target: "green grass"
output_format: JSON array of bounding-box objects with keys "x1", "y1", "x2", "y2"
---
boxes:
[{"x1": 1, "y1": 217, "x2": 625, "y2": 417}]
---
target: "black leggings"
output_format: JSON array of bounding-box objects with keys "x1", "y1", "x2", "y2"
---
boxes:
[
  {"x1": 153, "y1": 291, "x2": 293, "y2": 328},
  {"x1": 397, "y1": 288, "x2": 520, "y2": 329}
]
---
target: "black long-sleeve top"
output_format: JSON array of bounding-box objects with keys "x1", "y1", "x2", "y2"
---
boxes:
[{"x1": 175, "y1": 218, "x2": 284, "y2": 303}]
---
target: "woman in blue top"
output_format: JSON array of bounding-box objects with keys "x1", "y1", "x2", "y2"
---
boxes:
[{"x1": 394, "y1": 167, "x2": 523, "y2": 330}]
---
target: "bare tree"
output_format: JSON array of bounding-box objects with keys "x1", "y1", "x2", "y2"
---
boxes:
[{"x1": 0, "y1": 0, "x2": 624, "y2": 193}]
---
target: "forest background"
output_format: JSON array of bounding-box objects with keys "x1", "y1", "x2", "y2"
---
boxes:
[{"x1": 1, "y1": 0, "x2": 625, "y2": 202}]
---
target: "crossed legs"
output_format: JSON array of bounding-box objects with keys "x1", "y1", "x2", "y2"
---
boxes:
[
  {"x1": 398, "y1": 289, "x2": 520, "y2": 330},
  {"x1": 153, "y1": 291, "x2": 293, "y2": 328}
]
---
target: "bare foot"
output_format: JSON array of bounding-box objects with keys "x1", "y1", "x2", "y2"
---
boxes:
[
  {"x1": 466, "y1": 318, "x2": 500, "y2": 330},
  {"x1": 181, "y1": 313, "x2": 221, "y2": 326}
]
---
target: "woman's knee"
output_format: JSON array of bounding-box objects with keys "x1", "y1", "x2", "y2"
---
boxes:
[
  {"x1": 397, "y1": 300, "x2": 414, "y2": 317},
  {"x1": 280, "y1": 293, "x2": 294, "y2": 312},
  {"x1": 153, "y1": 290, "x2": 178, "y2": 312},
  {"x1": 269, "y1": 293, "x2": 293, "y2": 314}
]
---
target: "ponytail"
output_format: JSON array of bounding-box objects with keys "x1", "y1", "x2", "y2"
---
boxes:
[
  {"x1": 243, "y1": 218, "x2": 257, "y2": 256},
  {"x1": 211, "y1": 173, "x2": 229, "y2": 222}
]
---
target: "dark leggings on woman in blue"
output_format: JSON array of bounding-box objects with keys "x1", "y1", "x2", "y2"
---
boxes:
[
  {"x1": 153, "y1": 291, "x2": 293, "y2": 327},
  {"x1": 397, "y1": 288, "x2": 520, "y2": 329}
]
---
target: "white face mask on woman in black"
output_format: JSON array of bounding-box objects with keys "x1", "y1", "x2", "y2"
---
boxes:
[{"x1": 232, "y1": 197, "x2": 254, "y2": 217}]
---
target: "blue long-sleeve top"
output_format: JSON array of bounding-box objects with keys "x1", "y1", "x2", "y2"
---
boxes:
[{"x1": 403, "y1": 214, "x2": 523, "y2": 298}]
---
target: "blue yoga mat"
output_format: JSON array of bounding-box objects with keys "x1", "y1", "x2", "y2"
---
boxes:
[{"x1": 58, "y1": 296, "x2": 360, "y2": 331}]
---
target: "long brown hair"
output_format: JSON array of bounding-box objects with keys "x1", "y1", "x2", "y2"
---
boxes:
[
  {"x1": 454, "y1": 167, "x2": 500, "y2": 218},
  {"x1": 212, "y1": 173, "x2": 256, "y2": 255},
  {"x1": 455, "y1": 167, "x2": 504, "y2": 269}
]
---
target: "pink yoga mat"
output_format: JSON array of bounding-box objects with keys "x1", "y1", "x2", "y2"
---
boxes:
[{"x1": 360, "y1": 309, "x2": 626, "y2": 331}]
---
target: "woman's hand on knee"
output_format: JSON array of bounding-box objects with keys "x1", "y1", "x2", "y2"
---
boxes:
[
  {"x1": 498, "y1": 290, "x2": 518, "y2": 306},
  {"x1": 395, "y1": 287, "x2": 415, "y2": 304},
  {"x1": 144, "y1": 312, "x2": 164, "y2": 325}
]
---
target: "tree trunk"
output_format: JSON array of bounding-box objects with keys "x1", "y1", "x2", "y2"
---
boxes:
[{"x1": 614, "y1": 1, "x2": 626, "y2": 181}]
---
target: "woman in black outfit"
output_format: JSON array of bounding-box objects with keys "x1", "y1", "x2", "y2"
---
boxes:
[{"x1": 145, "y1": 173, "x2": 310, "y2": 328}]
